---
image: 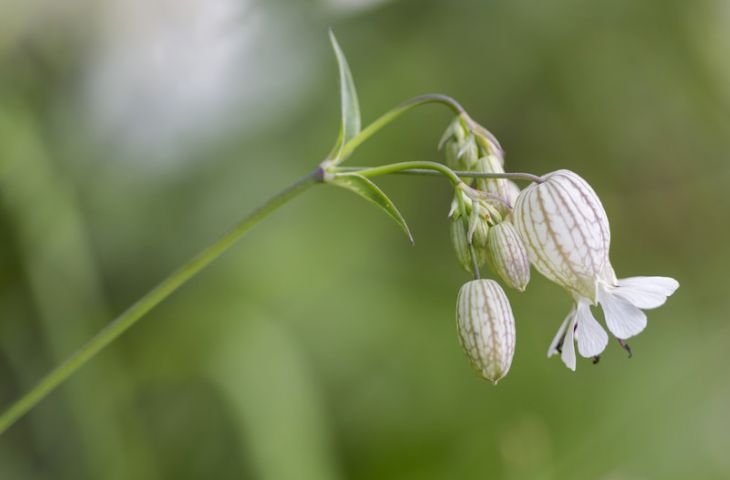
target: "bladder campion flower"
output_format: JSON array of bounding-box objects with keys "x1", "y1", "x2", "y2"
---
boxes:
[
  {"x1": 0, "y1": 33, "x2": 687, "y2": 435},
  {"x1": 513, "y1": 170, "x2": 679, "y2": 370}
]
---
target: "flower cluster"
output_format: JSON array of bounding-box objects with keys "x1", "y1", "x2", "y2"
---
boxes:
[{"x1": 444, "y1": 119, "x2": 679, "y2": 381}]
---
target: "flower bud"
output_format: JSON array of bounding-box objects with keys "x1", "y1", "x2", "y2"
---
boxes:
[
  {"x1": 467, "y1": 202, "x2": 490, "y2": 248},
  {"x1": 463, "y1": 115, "x2": 503, "y2": 159},
  {"x1": 450, "y1": 214, "x2": 486, "y2": 273},
  {"x1": 456, "y1": 279, "x2": 516, "y2": 384},
  {"x1": 444, "y1": 141, "x2": 462, "y2": 170},
  {"x1": 440, "y1": 116, "x2": 480, "y2": 171},
  {"x1": 439, "y1": 115, "x2": 466, "y2": 144},
  {"x1": 475, "y1": 154, "x2": 514, "y2": 216},
  {"x1": 486, "y1": 222, "x2": 530, "y2": 292},
  {"x1": 459, "y1": 137, "x2": 480, "y2": 170},
  {"x1": 441, "y1": 114, "x2": 506, "y2": 190},
  {"x1": 513, "y1": 170, "x2": 610, "y2": 300}
]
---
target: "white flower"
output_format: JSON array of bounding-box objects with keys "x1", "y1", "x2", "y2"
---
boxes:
[
  {"x1": 456, "y1": 279, "x2": 516, "y2": 383},
  {"x1": 513, "y1": 170, "x2": 679, "y2": 370}
]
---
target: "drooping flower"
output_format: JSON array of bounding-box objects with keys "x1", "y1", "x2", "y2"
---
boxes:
[
  {"x1": 456, "y1": 279, "x2": 516, "y2": 383},
  {"x1": 513, "y1": 170, "x2": 679, "y2": 370}
]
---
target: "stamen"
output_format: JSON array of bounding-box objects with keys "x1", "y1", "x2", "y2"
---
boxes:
[
  {"x1": 556, "y1": 331, "x2": 567, "y2": 354},
  {"x1": 617, "y1": 338, "x2": 633, "y2": 358},
  {"x1": 556, "y1": 321, "x2": 578, "y2": 354}
]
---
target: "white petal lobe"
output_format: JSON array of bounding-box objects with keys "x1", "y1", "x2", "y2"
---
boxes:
[
  {"x1": 614, "y1": 276, "x2": 679, "y2": 309},
  {"x1": 598, "y1": 287, "x2": 647, "y2": 339},
  {"x1": 560, "y1": 314, "x2": 577, "y2": 371},
  {"x1": 548, "y1": 308, "x2": 573, "y2": 358},
  {"x1": 574, "y1": 300, "x2": 608, "y2": 357}
]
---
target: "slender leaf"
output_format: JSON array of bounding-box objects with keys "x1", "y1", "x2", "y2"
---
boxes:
[
  {"x1": 331, "y1": 173, "x2": 414, "y2": 244},
  {"x1": 328, "y1": 30, "x2": 361, "y2": 162}
]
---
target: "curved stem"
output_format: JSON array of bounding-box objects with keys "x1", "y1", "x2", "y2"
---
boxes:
[
  {"x1": 343, "y1": 161, "x2": 464, "y2": 185},
  {"x1": 331, "y1": 94, "x2": 464, "y2": 164},
  {"x1": 337, "y1": 165, "x2": 543, "y2": 184},
  {"x1": 0, "y1": 169, "x2": 322, "y2": 435}
]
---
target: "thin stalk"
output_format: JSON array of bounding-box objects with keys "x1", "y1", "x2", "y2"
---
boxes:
[
  {"x1": 337, "y1": 166, "x2": 543, "y2": 184},
  {"x1": 330, "y1": 94, "x2": 464, "y2": 164},
  {"x1": 0, "y1": 169, "x2": 322, "y2": 435},
  {"x1": 341, "y1": 161, "x2": 464, "y2": 185},
  {"x1": 468, "y1": 245, "x2": 481, "y2": 280}
]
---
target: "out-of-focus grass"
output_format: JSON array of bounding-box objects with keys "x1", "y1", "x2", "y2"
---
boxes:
[{"x1": 1, "y1": 0, "x2": 729, "y2": 479}]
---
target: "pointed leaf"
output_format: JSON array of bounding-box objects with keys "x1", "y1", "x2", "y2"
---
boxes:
[
  {"x1": 330, "y1": 173, "x2": 414, "y2": 244},
  {"x1": 328, "y1": 30, "x2": 361, "y2": 162}
]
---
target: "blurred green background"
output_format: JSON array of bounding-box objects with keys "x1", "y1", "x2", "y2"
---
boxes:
[{"x1": 1, "y1": 0, "x2": 728, "y2": 479}]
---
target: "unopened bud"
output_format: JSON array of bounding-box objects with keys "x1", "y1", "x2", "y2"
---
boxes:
[
  {"x1": 486, "y1": 222, "x2": 530, "y2": 291},
  {"x1": 438, "y1": 116, "x2": 466, "y2": 147},
  {"x1": 456, "y1": 279, "x2": 516, "y2": 384},
  {"x1": 475, "y1": 154, "x2": 514, "y2": 216},
  {"x1": 444, "y1": 141, "x2": 462, "y2": 170},
  {"x1": 463, "y1": 115, "x2": 504, "y2": 159},
  {"x1": 440, "y1": 116, "x2": 480, "y2": 171},
  {"x1": 450, "y1": 214, "x2": 486, "y2": 273},
  {"x1": 467, "y1": 202, "x2": 490, "y2": 248}
]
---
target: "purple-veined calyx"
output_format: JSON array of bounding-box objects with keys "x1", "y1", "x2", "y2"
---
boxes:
[
  {"x1": 486, "y1": 221, "x2": 530, "y2": 292},
  {"x1": 456, "y1": 279, "x2": 516, "y2": 384},
  {"x1": 513, "y1": 170, "x2": 679, "y2": 370}
]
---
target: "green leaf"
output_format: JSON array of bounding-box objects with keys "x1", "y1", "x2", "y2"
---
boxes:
[
  {"x1": 328, "y1": 30, "x2": 361, "y2": 163},
  {"x1": 331, "y1": 173, "x2": 414, "y2": 244}
]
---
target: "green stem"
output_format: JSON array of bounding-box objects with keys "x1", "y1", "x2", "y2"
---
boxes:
[
  {"x1": 341, "y1": 161, "x2": 464, "y2": 185},
  {"x1": 337, "y1": 166, "x2": 543, "y2": 183},
  {"x1": 330, "y1": 94, "x2": 464, "y2": 165},
  {"x1": 0, "y1": 169, "x2": 321, "y2": 435}
]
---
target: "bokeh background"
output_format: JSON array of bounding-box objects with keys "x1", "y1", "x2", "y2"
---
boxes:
[{"x1": 1, "y1": 0, "x2": 728, "y2": 478}]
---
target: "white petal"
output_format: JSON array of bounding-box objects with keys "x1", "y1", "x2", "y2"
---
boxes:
[
  {"x1": 574, "y1": 300, "x2": 608, "y2": 357},
  {"x1": 560, "y1": 314, "x2": 577, "y2": 371},
  {"x1": 548, "y1": 309, "x2": 573, "y2": 358},
  {"x1": 598, "y1": 287, "x2": 647, "y2": 339},
  {"x1": 614, "y1": 276, "x2": 679, "y2": 309}
]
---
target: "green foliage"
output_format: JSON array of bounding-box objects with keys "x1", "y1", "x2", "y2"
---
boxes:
[
  {"x1": 327, "y1": 30, "x2": 361, "y2": 164},
  {"x1": 330, "y1": 173, "x2": 413, "y2": 243}
]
